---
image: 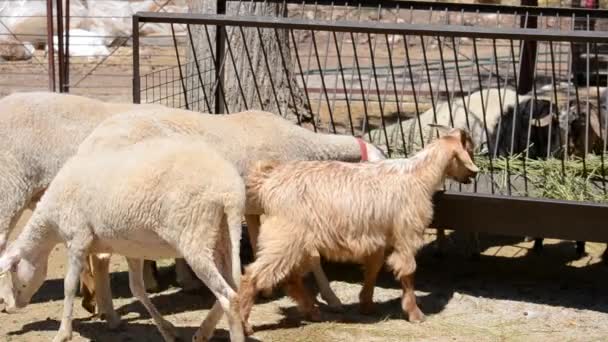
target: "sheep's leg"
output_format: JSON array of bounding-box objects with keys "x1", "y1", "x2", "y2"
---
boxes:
[
  {"x1": 192, "y1": 301, "x2": 224, "y2": 342},
  {"x1": 227, "y1": 209, "x2": 243, "y2": 287},
  {"x1": 90, "y1": 253, "x2": 121, "y2": 330},
  {"x1": 183, "y1": 254, "x2": 244, "y2": 342},
  {"x1": 126, "y1": 258, "x2": 180, "y2": 342},
  {"x1": 400, "y1": 273, "x2": 425, "y2": 323},
  {"x1": 575, "y1": 241, "x2": 586, "y2": 257},
  {"x1": 434, "y1": 228, "x2": 446, "y2": 257},
  {"x1": 53, "y1": 249, "x2": 87, "y2": 342},
  {"x1": 310, "y1": 252, "x2": 343, "y2": 312},
  {"x1": 359, "y1": 249, "x2": 384, "y2": 315},
  {"x1": 79, "y1": 256, "x2": 96, "y2": 315},
  {"x1": 142, "y1": 260, "x2": 161, "y2": 292}
]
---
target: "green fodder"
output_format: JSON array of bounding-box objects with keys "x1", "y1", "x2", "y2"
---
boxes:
[{"x1": 475, "y1": 153, "x2": 608, "y2": 203}]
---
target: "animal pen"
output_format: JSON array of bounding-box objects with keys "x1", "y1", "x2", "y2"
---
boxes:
[{"x1": 131, "y1": 0, "x2": 608, "y2": 246}]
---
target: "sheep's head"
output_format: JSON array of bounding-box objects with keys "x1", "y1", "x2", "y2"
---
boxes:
[
  {"x1": 560, "y1": 99, "x2": 607, "y2": 157},
  {"x1": 0, "y1": 246, "x2": 48, "y2": 313},
  {"x1": 430, "y1": 124, "x2": 479, "y2": 184}
]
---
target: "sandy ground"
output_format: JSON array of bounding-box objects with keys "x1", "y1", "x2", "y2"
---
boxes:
[{"x1": 1, "y1": 210, "x2": 607, "y2": 342}]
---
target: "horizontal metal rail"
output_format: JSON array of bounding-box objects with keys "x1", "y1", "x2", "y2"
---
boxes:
[
  {"x1": 433, "y1": 192, "x2": 608, "y2": 243},
  {"x1": 223, "y1": 0, "x2": 608, "y2": 18},
  {"x1": 135, "y1": 12, "x2": 608, "y2": 43}
]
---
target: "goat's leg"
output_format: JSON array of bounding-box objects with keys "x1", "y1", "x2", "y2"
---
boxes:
[
  {"x1": 90, "y1": 253, "x2": 121, "y2": 329},
  {"x1": 359, "y1": 249, "x2": 384, "y2": 315},
  {"x1": 142, "y1": 260, "x2": 161, "y2": 292},
  {"x1": 468, "y1": 233, "x2": 480, "y2": 260},
  {"x1": 400, "y1": 273, "x2": 425, "y2": 323},
  {"x1": 310, "y1": 251, "x2": 343, "y2": 311},
  {"x1": 532, "y1": 237, "x2": 544, "y2": 253},
  {"x1": 53, "y1": 247, "x2": 87, "y2": 342},
  {"x1": 603, "y1": 245, "x2": 608, "y2": 262},
  {"x1": 285, "y1": 272, "x2": 321, "y2": 322},
  {"x1": 126, "y1": 258, "x2": 180, "y2": 342},
  {"x1": 246, "y1": 214, "x2": 275, "y2": 298}
]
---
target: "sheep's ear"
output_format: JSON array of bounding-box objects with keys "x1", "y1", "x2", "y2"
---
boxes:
[
  {"x1": 428, "y1": 123, "x2": 452, "y2": 136},
  {"x1": 0, "y1": 252, "x2": 20, "y2": 276},
  {"x1": 455, "y1": 149, "x2": 480, "y2": 173}
]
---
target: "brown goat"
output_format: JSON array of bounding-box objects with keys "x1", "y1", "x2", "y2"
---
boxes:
[{"x1": 237, "y1": 126, "x2": 478, "y2": 335}]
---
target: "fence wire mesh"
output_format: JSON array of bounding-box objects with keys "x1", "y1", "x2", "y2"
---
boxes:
[{"x1": 135, "y1": 4, "x2": 608, "y2": 206}]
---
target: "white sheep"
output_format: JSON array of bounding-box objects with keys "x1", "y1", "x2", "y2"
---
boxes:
[
  {"x1": 0, "y1": 136, "x2": 246, "y2": 342},
  {"x1": 368, "y1": 88, "x2": 560, "y2": 158},
  {"x1": 78, "y1": 106, "x2": 387, "y2": 321},
  {"x1": 237, "y1": 125, "x2": 478, "y2": 335},
  {"x1": 0, "y1": 91, "x2": 160, "y2": 315}
]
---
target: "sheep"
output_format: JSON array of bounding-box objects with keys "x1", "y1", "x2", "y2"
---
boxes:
[
  {"x1": 0, "y1": 136, "x2": 246, "y2": 342},
  {"x1": 237, "y1": 125, "x2": 479, "y2": 335},
  {"x1": 0, "y1": 91, "x2": 161, "y2": 316},
  {"x1": 75, "y1": 106, "x2": 386, "y2": 322}
]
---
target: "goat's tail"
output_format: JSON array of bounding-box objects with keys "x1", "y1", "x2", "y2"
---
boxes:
[{"x1": 245, "y1": 160, "x2": 281, "y2": 212}]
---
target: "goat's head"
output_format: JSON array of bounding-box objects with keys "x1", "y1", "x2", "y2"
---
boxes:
[
  {"x1": 560, "y1": 97, "x2": 607, "y2": 157},
  {"x1": 0, "y1": 245, "x2": 48, "y2": 313},
  {"x1": 430, "y1": 124, "x2": 479, "y2": 184}
]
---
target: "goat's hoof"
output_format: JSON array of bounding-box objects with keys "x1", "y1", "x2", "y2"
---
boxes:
[
  {"x1": 243, "y1": 322, "x2": 254, "y2": 336},
  {"x1": 407, "y1": 308, "x2": 426, "y2": 323},
  {"x1": 260, "y1": 287, "x2": 274, "y2": 299},
  {"x1": 575, "y1": 242, "x2": 586, "y2": 257},
  {"x1": 306, "y1": 306, "x2": 322, "y2": 322},
  {"x1": 326, "y1": 302, "x2": 344, "y2": 313},
  {"x1": 359, "y1": 302, "x2": 376, "y2": 315},
  {"x1": 81, "y1": 298, "x2": 96, "y2": 315},
  {"x1": 104, "y1": 315, "x2": 123, "y2": 331},
  {"x1": 145, "y1": 282, "x2": 161, "y2": 293}
]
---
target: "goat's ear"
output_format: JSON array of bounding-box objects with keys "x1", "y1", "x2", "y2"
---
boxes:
[{"x1": 455, "y1": 149, "x2": 479, "y2": 173}]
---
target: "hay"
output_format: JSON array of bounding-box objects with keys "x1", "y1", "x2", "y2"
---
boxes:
[{"x1": 475, "y1": 153, "x2": 608, "y2": 203}]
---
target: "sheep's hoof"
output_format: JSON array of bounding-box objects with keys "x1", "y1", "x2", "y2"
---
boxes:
[
  {"x1": 532, "y1": 239, "x2": 543, "y2": 253},
  {"x1": 406, "y1": 308, "x2": 426, "y2": 323},
  {"x1": 325, "y1": 302, "x2": 344, "y2": 313},
  {"x1": 359, "y1": 302, "x2": 376, "y2": 315},
  {"x1": 103, "y1": 314, "x2": 123, "y2": 331},
  {"x1": 52, "y1": 330, "x2": 72, "y2": 342},
  {"x1": 575, "y1": 241, "x2": 586, "y2": 257}
]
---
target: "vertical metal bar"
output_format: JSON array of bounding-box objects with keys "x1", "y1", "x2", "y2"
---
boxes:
[
  {"x1": 473, "y1": 38, "x2": 495, "y2": 193},
  {"x1": 237, "y1": 26, "x2": 263, "y2": 109},
  {"x1": 64, "y1": 0, "x2": 70, "y2": 92},
  {"x1": 274, "y1": 28, "x2": 300, "y2": 125},
  {"x1": 517, "y1": 6, "x2": 538, "y2": 94},
  {"x1": 420, "y1": 36, "x2": 438, "y2": 139},
  {"x1": 215, "y1": 0, "x2": 226, "y2": 114},
  {"x1": 452, "y1": 36, "x2": 470, "y2": 131},
  {"x1": 132, "y1": 15, "x2": 141, "y2": 104},
  {"x1": 224, "y1": 26, "x2": 249, "y2": 111},
  {"x1": 437, "y1": 37, "x2": 454, "y2": 127},
  {"x1": 187, "y1": 25, "x2": 211, "y2": 112},
  {"x1": 311, "y1": 30, "x2": 335, "y2": 133},
  {"x1": 290, "y1": 29, "x2": 316, "y2": 131},
  {"x1": 256, "y1": 27, "x2": 283, "y2": 117},
  {"x1": 332, "y1": 30, "x2": 353, "y2": 135},
  {"x1": 46, "y1": 0, "x2": 56, "y2": 92},
  {"x1": 594, "y1": 43, "x2": 606, "y2": 194},
  {"x1": 385, "y1": 32, "x2": 407, "y2": 157},
  {"x1": 351, "y1": 32, "x2": 371, "y2": 140},
  {"x1": 403, "y1": 35, "x2": 424, "y2": 149},
  {"x1": 368, "y1": 33, "x2": 390, "y2": 155},
  {"x1": 56, "y1": 0, "x2": 65, "y2": 93},
  {"x1": 172, "y1": 24, "x2": 189, "y2": 110},
  {"x1": 204, "y1": 25, "x2": 229, "y2": 114}
]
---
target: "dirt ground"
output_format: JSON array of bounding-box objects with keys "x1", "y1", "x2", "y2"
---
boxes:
[{"x1": 1, "y1": 210, "x2": 607, "y2": 342}]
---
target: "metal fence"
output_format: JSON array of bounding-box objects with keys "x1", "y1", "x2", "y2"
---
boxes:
[{"x1": 132, "y1": 2, "x2": 608, "y2": 244}]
